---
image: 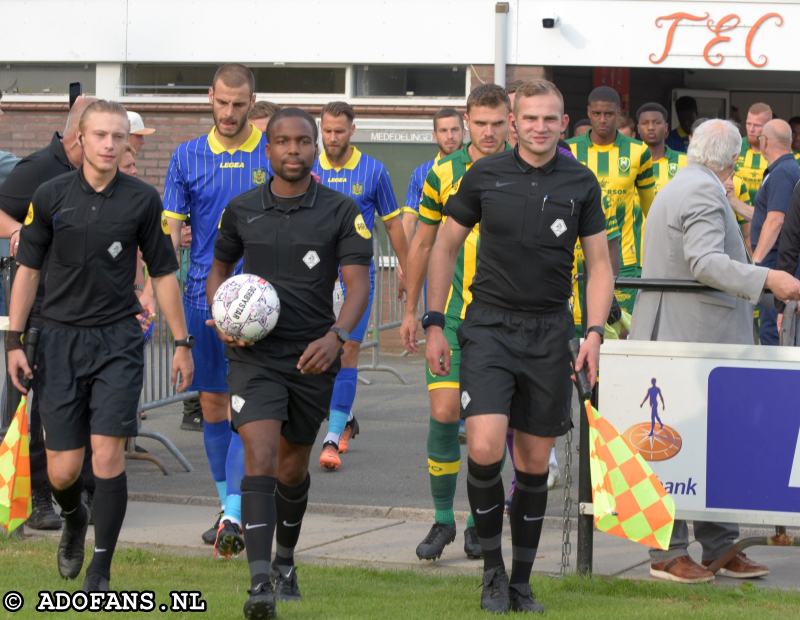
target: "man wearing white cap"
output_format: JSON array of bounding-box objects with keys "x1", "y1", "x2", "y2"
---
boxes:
[{"x1": 126, "y1": 110, "x2": 156, "y2": 153}]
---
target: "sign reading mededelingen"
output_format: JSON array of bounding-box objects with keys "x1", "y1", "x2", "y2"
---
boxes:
[{"x1": 599, "y1": 340, "x2": 800, "y2": 527}]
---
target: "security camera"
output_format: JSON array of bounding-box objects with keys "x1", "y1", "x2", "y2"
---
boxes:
[{"x1": 542, "y1": 17, "x2": 559, "y2": 28}]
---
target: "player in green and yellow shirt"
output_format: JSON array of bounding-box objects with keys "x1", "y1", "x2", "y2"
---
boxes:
[
  {"x1": 567, "y1": 86, "x2": 654, "y2": 324},
  {"x1": 736, "y1": 103, "x2": 775, "y2": 246},
  {"x1": 399, "y1": 84, "x2": 511, "y2": 563},
  {"x1": 636, "y1": 103, "x2": 688, "y2": 197}
]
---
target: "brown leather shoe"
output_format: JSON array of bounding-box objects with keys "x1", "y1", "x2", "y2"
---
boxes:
[
  {"x1": 703, "y1": 552, "x2": 769, "y2": 579},
  {"x1": 650, "y1": 555, "x2": 715, "y2": 584}
]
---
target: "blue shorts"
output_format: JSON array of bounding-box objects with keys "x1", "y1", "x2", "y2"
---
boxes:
[
  {"x1": 339, "y1": 269, "x2": 375, "y2": 343},
  {"x1": 185, "y1": 305, "x2": 228, "y2": 393}
]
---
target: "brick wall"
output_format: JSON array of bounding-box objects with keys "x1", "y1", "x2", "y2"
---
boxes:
[{"x1": 0, "y1": 107, "x2": 214, "y2": 193}]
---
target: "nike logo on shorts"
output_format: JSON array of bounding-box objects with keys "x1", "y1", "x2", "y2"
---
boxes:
[
  {"x1": 282, "y1": 520, "x2": 301, "y2": 528},
  {"x1": 476, "y1": 504, "x2": 499, "y2": 515},
  {"x1": 245, "y1": 523, "x2": 268, "y2": 530}
]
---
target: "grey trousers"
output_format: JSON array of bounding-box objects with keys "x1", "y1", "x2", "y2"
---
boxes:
[{"x1": 650, "y1": 519, "x2": 739, "y2": 563}]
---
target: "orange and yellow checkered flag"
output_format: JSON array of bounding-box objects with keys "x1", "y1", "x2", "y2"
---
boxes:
[
  {"x1": 568, "y1": 339, "x2": 674, "y2": 550},
  {"x1": 584, "y1": 400, "x2": 675, "y2": 550},
  {"x1": 0, "y1": 395, "x2": 32, "y2": 535}
]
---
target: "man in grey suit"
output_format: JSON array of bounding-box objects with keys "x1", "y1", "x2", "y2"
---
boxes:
[{"x1": 631, "y1": 119, "x2": 800, "y2": 583}]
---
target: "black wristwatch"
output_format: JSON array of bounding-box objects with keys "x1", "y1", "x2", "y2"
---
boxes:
[
  {"x1": 329, "y1": 326, "x2": 350, "y2": 343},
  {"x1": 174, "y1": 335, "x2": 195, "y2": 349},
  {"x1": 421, "y1": 311, "x2": 446, "y2": 330},
  {"x1": 586, "y1": 325, "x2": 604, "y2": 344}
]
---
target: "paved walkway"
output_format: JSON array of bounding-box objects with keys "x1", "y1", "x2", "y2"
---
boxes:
[{"x1": 25, "y1": 500, "x2": 800, "y2": 590}]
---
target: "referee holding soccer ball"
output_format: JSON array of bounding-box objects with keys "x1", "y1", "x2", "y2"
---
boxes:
[{"x1": 206, "y1": 107, "x2": 372, "y2": 620}]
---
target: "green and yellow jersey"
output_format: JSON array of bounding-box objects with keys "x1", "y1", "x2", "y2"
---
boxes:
[
  {"x1": 567, "y1": 130, "x2": 655, "y2": 270},
  {"x1": 735, "y1": 142, "x2": 768, "y2": 205},
  {"x1": 651, "y1": 147, "x2": 688, "y2": 198},
  {"x1": 418, "y1": 143, "x2": 487, "y2": 322}
]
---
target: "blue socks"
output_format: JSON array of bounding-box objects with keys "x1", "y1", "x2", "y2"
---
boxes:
[
  {"x1": 203, "y1": 419, "x2": 231, "y2": 506},
  {"x1": 224, "y1": 432, "x2": 244, "y2": 523},
  {"x1": 324, "y1": 367, "x2": 358, "y2": 445}
]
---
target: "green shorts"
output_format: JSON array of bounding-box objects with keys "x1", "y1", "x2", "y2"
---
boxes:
[
  {"x1": 425, "y1": 318, "x2": 461, "y2": 391},
  {"x1": 615, "y1": 265, "x2": 641, "y2": 315}
]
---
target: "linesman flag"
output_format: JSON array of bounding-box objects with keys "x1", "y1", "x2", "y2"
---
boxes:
[
  {"x1": 0, "y1": 396, "x2": 32, "y2": 534},
  {"x1": 569, "y1": 340, "x2": 675, "y2": 550}
]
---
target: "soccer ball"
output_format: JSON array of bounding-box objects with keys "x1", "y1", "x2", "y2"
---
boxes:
[{"x1": 211, "y1": 274, "x2": 280, "y2": 343}]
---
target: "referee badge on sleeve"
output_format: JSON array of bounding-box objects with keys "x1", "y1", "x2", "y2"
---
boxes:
[
  {"x1": 24, "y1": 203, "x2": 34, "y2": 226},
  {"x1": 354, "y1": 213, "x2": 372, "y2": 239},
  {"x1": 160, "y1": 213, "x2": 170, "y2": 235}
]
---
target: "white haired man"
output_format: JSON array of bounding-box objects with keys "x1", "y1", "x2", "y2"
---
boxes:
[{"x1": 631, "y1": 119, "x2": 800, "y2": 583}]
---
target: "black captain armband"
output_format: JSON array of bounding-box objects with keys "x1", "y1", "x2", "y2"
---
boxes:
[{"x1": 5, "y1": 330, "x2": 23, "y2": 351}]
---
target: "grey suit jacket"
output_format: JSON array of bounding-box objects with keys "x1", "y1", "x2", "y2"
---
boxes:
[{"x1": 630, "y1": 163, "x2": 769, "y2": 344}]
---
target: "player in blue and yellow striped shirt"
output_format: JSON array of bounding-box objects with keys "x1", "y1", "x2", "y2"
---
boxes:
[
  {"x1": 163, "y1": 64, "x2": 269, "y2": 556},
  {"x1": 402, "y1": 108, "x2": 465, "y2": 244},
  {"x1": 313, "y1": 101, "x2": 408, "y2": 472}
]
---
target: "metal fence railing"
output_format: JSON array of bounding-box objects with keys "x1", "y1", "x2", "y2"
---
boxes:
[{"x1": 356, "y1": 234, "x2": 410, "y2": 385}]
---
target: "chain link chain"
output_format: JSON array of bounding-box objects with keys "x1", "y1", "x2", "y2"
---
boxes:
[{"x1": 559, "y1": 426, "x2": 574, "y2": 575}]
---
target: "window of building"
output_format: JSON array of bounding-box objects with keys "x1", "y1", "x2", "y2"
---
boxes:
[
  {"x1": 124, "y1": 64, "x2": 346, "y2": 95},
  {"x1": 0, "y1": 64, "x2": 96, "y2": 95},
  {"x1": 353, "y1": 65, "x2": 466, "y2": 97}
]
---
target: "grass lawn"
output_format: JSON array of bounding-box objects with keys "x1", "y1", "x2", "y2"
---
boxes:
[{"x1": 0, "y1": 537, "x2": 797, "y2": 619}]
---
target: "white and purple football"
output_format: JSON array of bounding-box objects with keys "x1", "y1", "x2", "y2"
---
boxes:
[{"x1": 211, "y1": 274, "x2": 280, "y2": 343}]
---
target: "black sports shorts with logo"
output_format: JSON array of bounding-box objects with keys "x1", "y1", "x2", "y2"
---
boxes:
[
  {"x1": 457, "y1": 303, "x2": 573, "y2": 437},
  {"x1": 38, "y1": 318, "x2": 144, "y2": 450},
  {"x1": 227, "y1": 339, "x2": 340, "y2": 445}
]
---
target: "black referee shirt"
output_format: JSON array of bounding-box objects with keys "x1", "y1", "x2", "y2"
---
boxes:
[
  {"x1": 16, "y1": 169, "x2": 178, "y2": 327},
  {"x1": 0, "y1": 132, "x2": 72, "y2": 222},
  {"x1": 0, "y1": 132, "x2": 74, "y2": 320},
  {"x1": 214, "y1": 179, "x2": 373, "y2": 356},
  {"x1": 446, "y1": 148, "x2": 605, "y2": 313}
]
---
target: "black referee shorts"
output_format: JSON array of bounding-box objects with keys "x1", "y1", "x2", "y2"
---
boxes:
[
  {"x1": 458, "y1": 303, "x2": 573, "y2": 437},
  {"x1": 227, "y1": 341, "x2": 340, "y2": 446},
  {"x1": 38, "y1": 318, "x2": 144, "y2": 451}
]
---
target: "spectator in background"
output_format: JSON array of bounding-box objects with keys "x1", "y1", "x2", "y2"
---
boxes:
[
  {"x1": 248, "y1": 100, "x2": 280, "y2": 133},
  {"x1": 119, "y1": 144, "x2": 138, "y2": 177},
  {"x1": 505, "y1": 80, "x2": 524, "y2": 146},
  {"x1": 126, "y1": 111, "x2": 155, "y2": 153},
  {"x1": 789, "y1": 116, "x2": 800, "y2": 154},
  {"x1": 666, "y1": 95, "x2": 697, "y2": 152},
  {"x1": 617, "y1": 112, "x2": 636, "y2": 138},
  {"x1": 0, "y1": 92, "x2": 20, "y2": 184},
  {"x1": 632, "y1": 119, "x2": 797, "y2": 583},
  {"x1": 750, "y1": 119, "x2": 799, "y2": 345},
  {"x1": 573, "y1": 118, "x2": 591, "y2": 137}
]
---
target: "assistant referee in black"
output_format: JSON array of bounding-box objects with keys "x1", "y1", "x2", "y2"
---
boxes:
[
  {"x1": 425, "y1": 80, "x2": 613, "y2": 614},
  {"x1": 206, "y1": 107, "x2": 371, "y2": 620},
  {"x1": 7, "y1": 100, "x2": 194, "y2": 592}
]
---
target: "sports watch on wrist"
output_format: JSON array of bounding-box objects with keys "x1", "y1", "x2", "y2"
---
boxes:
[
  {"x1": 174, "y1": 335, "x2": 195, "y2": 349},
  {"x1": 586, "y1": 325, "x2": 604, "y2": 344},
  {"x1": 329, "y1": 326, "x2": 350, "y2": 343},
  {"x1": 421, "y1": 311, "x2": 446, "y2": 330}
]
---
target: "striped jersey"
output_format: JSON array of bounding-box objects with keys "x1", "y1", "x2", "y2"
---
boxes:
[
  {"x1": 651, "y1": 147, "x2": 688, "y2": 197},
  {"x1": 313, "y1": 146, "x2": 400, "y2": 232},
  {"x1": 163, "y1": 125, "x2": 269, "y2": 310},
  {"x1": 735, "y1": 143, "x2": 767, "y2": 205},
  {"x1": 403, "y1": 153, "x2": 441, "y2": 214},
  {"x1": 567, "y1": 131, "x2": 654, "y2": 269},
  {"x1": 417, "y1": 143, "x2": 485, "y2": 321}
]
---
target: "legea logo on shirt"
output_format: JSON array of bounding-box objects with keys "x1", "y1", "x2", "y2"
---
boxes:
[{"x1": 219, "y1": 162, "x2": 245, "y2": 169}]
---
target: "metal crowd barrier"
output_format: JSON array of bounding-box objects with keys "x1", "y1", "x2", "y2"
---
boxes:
[
  {"x1": 574, "y1": 276, "x2": 799, "y2": 575},
  {"x1": 0, "y1": 254, "x2": 195, "y2": 473},
  {"x1": 356, "y1": 233, "x2": 409, "y2": 385}
]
